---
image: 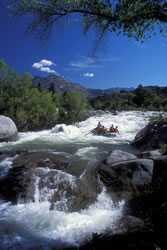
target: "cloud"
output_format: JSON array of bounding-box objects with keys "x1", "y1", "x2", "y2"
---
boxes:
[
  {"x1": 83, "y1": 72, "x2": 94, "y2": 77},
  {"x1": 70, "y1": 57, "x2": 96, "y2": 69},
  {"x1": 68, "y1": 56, "x2": 119, "y2": 70},
  {"x1": 32, "y1": 59, "x2": 57, "y2": 74},
  {"x1": 40, "y1": 67, "x2": 57, "y2": 74}
]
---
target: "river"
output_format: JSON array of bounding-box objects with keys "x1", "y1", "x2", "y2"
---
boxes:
[{"x1": 0, "y1": 111, "x2": 154, "y2": 249}]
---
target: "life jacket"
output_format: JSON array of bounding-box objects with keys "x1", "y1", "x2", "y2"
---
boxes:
[
  {"x1": 110, "y1": 126, "x2": 115, "y2": 132},
  {"x1": 98, "y1": 127, "x2": 107, "y2": 134},
  {"x1": 114, "y1": 127, "x2": 119, "y2": 133}
]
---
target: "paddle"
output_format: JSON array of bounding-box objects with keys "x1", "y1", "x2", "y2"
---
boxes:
[{"x1": 84, "y1": 129, "x2": 94, "y2": 137}]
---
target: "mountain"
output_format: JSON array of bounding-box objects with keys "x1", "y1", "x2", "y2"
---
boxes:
[
  {"x1": 32, "y1": 74, "x2": 134, "y2": 98},
  {"x1": 32, "y1": 74, "x2": 89, "y2": 95}
]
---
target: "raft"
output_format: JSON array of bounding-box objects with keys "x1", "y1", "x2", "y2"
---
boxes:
[{"x1": 91, "y1": 128, "x2": 118, "y2": 137}]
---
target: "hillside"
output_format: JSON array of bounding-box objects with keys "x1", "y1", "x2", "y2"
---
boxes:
[{"x1": 32, "y1": 74, "x2": 134, "y2": 98}]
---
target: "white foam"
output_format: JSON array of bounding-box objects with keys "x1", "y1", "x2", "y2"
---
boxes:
[
  {"x1": 0, "y1": 188, "x2": 124, "y2": 249},
  {"x1": 0, "y1": 155, "x2": 18, "y2": 179},
  {"x1": 0, "y1": 111, "x2": 153, "y2": 149}
]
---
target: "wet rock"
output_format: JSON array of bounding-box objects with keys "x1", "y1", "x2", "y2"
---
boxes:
[
  {"x1": 0, "y1": 154, "x2": 71, "y2": 204},
  {"x1": 136, "y1": 149, "x2": 161, "y2": 159},
  {"x1": 0, "y1": 115, "x2": 18, "y2": 142},
  {"x1": 79, "y1": 216, "x2": 157, "y2": 250},
  {"x1": 0, "y1": 152, "x2": 100, "y2": 211},
  {"x1": 99, "y1": 150, "x2": 153, "y2": 200},
  {"x1": 122, "y1": 155, "x2": 167, "y2": 235},
  {"x1": 131, "y1": 122, "x2": 167, "y2": 150},
  {"x1": 58, "y1": 126, "x2": 64, "y2": 132},
  {"x1": 105, "y1": 150, "x2": 137, "y2": 165}
]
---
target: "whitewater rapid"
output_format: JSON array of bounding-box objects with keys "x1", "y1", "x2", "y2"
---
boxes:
[{"x1": 0, "y1": 111, "x2": 154, "y2": 249}]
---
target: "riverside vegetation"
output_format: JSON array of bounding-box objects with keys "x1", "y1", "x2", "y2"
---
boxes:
[
  {"x1": 0, "y1": 60, "x2": 90, "y2": 131},
  {"x1": 1, "y1": 59, "x2": 167, "y2": 132}
]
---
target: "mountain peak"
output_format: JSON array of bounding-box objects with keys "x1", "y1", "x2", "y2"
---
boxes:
[
  {"x1": 32, "y1": 74, "x2": 134, "y2": 98},
  {"x1": 32, "y1": 74, "x2": 88, "y2": 94}
]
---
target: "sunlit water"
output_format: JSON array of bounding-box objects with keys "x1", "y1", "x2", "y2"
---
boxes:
[{"x1": 0, "y1": 111, "x2": 154, "y2": 249}]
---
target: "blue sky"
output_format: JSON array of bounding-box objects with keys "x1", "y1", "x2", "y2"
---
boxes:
[{"x1": 1, "y1": 2, "x2": 167, "y2": 90}]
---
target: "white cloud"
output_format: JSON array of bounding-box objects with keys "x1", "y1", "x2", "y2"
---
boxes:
[
  {"x1": 40, "y1": 67, "x2": 57, "y2": 74},
  {"x1": 69, "y1": 56, "x2": 119, "y2": 71},
  {"x1": 71, "y1": 57, "x2": 95, "y2": 68},
  {"x1": 40, "y1": 59, "x2": 55, "y2": 66},
  {"x1": 32, "y1": 62, "x2": 42, "y2": 69},
  {"x1": 69, "y1": 56, "x2": 100, "y2": 69},
  {"x1": 84, "y1": 72, "x2": 94, "y2": 77},
  {"x1": 32, "y1": 59, "x2": 57, "y2": 74}
]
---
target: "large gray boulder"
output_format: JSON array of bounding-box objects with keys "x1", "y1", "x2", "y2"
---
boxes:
[
  {"x1": 0, "y1": 115, "x2": 18, "y2": 142},
  {"x1": 105, "y1": 150, "x2": 137, "y2": 165},
  {"x1": 131, "y1": 122, "x2": 167, "y2": 150},
  {"x1": 99, "y1": 150, "x2": 153, "y2": 200}
]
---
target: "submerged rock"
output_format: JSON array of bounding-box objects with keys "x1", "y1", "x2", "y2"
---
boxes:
[
  {"x1": 0, "y1": 115, "x2": 18, "y2": 142},
  {"x1": 0, "y1": 151, "x2": 100, "y2": 211}
]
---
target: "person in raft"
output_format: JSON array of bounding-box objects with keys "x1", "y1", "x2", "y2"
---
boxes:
[
  {"x1": 97, "y1": 122, "x2": 103, "y2": 128},
  {"x1": 110, "y1": 125, "x2": 119, "y2": 133},
  {"x1": 97, "y1": 122, "x2": 108, "y2": 135},
  {"x1": 110, "y1": 124, "x2": 115, "y2": 132},
  {"x1": 114, "y1": 126, "x2": 119, "y2": 133}
]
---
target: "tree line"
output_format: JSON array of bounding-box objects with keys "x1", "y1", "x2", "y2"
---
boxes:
[
  {"x1": 1, "y1": 60, "x2": 167, "y2": 131},
  {"x1": 90, "y1": 84, "x2": 167, "y2": 111}
]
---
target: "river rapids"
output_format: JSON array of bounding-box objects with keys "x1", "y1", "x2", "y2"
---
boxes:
[{"x1": 0, "y1": 111, "x2": 154, "y2": 249}]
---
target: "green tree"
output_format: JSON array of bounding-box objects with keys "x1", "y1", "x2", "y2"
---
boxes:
[
  {"x1": 0, "y1": 60, "x2": 57, "y2": 130},
  {"x1": 108, "y1": 92, "x2": 121, "y2": 111},
  {"x1": 152, "y1": 96, "x2": 162, "y2": 109},
  {"x1": 49, "y1": 82, "x2": 55, "y2": 94},
  {"x1": 8, "y1": 0, "x2": 167, "y2": 44},
  {"x1": 20, "y1": 89, "x2": 57, "y2": 130},
  {"x1": 59, "y1": 90, "x2": 89, "y2": 124}
]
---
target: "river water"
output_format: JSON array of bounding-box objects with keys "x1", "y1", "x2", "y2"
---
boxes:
[{"x1": 0, "y1": 111, "x2": 154, "y2": 249}]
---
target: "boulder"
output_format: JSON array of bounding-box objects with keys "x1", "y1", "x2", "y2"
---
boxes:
[
  {"x1": 122, "y1": 155, "x2": 167, "y2": 229},
  {"x1": 0, "y1": 115, "x2": 18, "y2": 142},
  {"x1": 80, "y1": 216, "x2": 156, "y2": 250},
  {"x1": 131, "y1": 123, "x2": 155, "y2": 149},
  {"x1": 151, "y1": 124, "x2": 167, "y2": 148},
  {"x1": 99, "y1": 150, "x2": 153, "y2": 200},
  {"x1": 105, "y1": 150, "x2": 137, "y2": 165},
  {"x1": 136, "y1": 149, "x2": 161, "y2": 159},
  {"x1": 131, "y1": 122, "x2": 167, "y2": 150}
]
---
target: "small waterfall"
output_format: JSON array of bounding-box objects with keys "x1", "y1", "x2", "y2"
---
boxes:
[
  {"x1": 0, "y1": 155, "x2": 18, "y2": 179},
  {"x1": 34, "y1": 175, "x2": 40, "y2": 203},
  {"x1": 32, "y1": 168, "x2": 78, "y2": 212}
]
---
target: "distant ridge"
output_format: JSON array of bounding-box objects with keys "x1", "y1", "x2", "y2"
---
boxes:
[{"x1": 32, "y1": 74, "x2": 134, "y2": 98}]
